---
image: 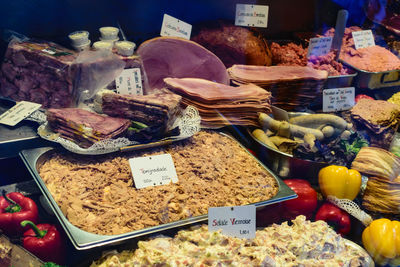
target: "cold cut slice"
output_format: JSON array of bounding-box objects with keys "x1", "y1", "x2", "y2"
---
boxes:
[
  {"x1": 164, "y1": 77, "x2": 271, "y2": 128},
  {"x1": 46, "y1": 108, "x2": 130, "y2": 148},
  {"x1": 137, "y1": 37, "x2": 229, "y2": 93},
  {"x1": 101, "y1": 90, "x2": 182, "y2": 131},
  {"x1": 228, "y1": 65, "x2": 328, "y2": 111}
]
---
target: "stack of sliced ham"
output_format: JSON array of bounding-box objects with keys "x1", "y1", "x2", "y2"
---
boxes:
[
  {"x1": 101, "y1": 90, "x2": 182, "y2": 131},
  {"x1": 164, "y1": 77, "x2": 272, "y2": 128},
  {"x1": 46, "y1": 108, "x2": 131, "y2": 148},
  {"x1": 228, "y1": 65, "x2": 328, "y2": 111}
]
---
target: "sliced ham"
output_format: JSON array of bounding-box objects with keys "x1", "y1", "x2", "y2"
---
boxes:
[
  {"x1": 137, "y1": 37, "x2": 229, "y2": 93},
  {"x1": 228, "y1": 65, "x2": 328, "y2": 83},
  {"x1": 101, "y1": 90, "x2": 182, "y2": 131},
  {"x1": 228, "y1": 65, "x2": 328, "y2": 111},
  {"x1": 46, "y1": 108, "x2": 130, "y2": 148},
  {"x1": 164, "y1": 77, "x2": 271, "y2": 128}
]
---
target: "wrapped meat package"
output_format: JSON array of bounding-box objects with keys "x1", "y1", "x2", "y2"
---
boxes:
[
  {"x1": 0, "y1": 37, "x2": 127, "y2": 108},
  {"x1": 0, "y1": 38, "x2": 79, "y2": 108}
]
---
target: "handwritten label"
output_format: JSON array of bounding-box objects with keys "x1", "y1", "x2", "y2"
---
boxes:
[
  {"x1": 235, "y1": 4, "x2": 269, "y2": 28},
  {"x1": 323, "y1": 87, "x2": 355, "y2": 112},
  {"x1": 307, "y1": 36, "x2": 333, "y2": 57},
  {"x1": 115, "y1": 68, "x2": 143, "y2": 95},
  {"x1": 129, "y1": 154, "x2": 178, "y2": 189},
  {"x1": 208, "y1": 205, "x2": 256, "y2": 239},
  {"x1": 0, "y1": 101, "x2": 41, "y2": 126},
  {"x1": 160, "y1": 14, "x2": 192, "y2": 40},
  {"x1": 352, "y1": 30, "x2": 375, "y2": 49}
]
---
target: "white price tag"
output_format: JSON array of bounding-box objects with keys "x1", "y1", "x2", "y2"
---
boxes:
[
  {"x1": 115, "y1": 68, "x2": 143, "y2": 95},
  {"x1": 160, "y1": 14, "x2": 192, "y2": 40},
  {"x1": 129, "y1": 154, "x2": 178, "y2": 189},
  {"x1": 208, "y1": 205, "x2": 256, "y2": 239},
  {"x1": 0, "y1": 101, "x2": 41, "y2": 126},
  {"x1": 323, "y1": 87, "x2": 355, "y2": 112},
  {"x1": 307, "y1": 36, "x2": 333, "y2": 57},
  {"x1": 352, "y1": 30, "x2": 375, "y2": 49},
  {"x1": 235, "y1": 4, "x2": 269, "y2": 28}
]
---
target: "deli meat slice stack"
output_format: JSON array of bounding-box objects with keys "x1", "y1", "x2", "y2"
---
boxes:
[
  {"x1": 101, "y1": 90, "x2": 182, "y2": 131},
  {"x1": 164, "y1": 77, "x2": 272, "y2": 128},
  {"x1": 46, "y1": 108, "x2": 131, "y2": 148},
  {"x1": 228, "y1": 65, "x2": 328, "y2": 111}
]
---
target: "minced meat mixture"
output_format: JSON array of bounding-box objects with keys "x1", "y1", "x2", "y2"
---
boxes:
[
  {"x1": 90, "y1": 216, "x2": 370, "y2": 266},
  {"x1": 38, "y1": 131, "x2": 278, "y2": 235}
]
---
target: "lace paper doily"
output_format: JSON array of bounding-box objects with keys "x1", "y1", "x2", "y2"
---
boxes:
[
  {"x1": 26, "y1": 109, "x2": 47, "y2": 124},
  {"x1": 327, "y1": 195, "x2": 373, "y2": 226},
  {"x1": 37, "y1": 105, "x2": 201, "y2": 155}
]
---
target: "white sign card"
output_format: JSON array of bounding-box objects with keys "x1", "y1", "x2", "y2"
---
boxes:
[
  {"x1": 208, "y1": 205, "x2": 256, "y2": 239},
  {"x1": 235, "y1": 4, "x2": 269, "y2": 28},
  {"x1": 115, "y1": 68, "x2": 143, "y2": 95},
  {"x1": 0, "y1": 101, "x2": 41, "y2": 126},
  {"x1": 160, "y1": 14, "x2": 192, "y2": 40},
  {"x1": 352, "y1": 30, "x2": 375, "y2": 49},
  {"x1": 307, "y1": 36, "x2": 333, "y2": 57},
  {"x1": 323, "y1": 87, "x2": 355, "y2": 112},
  {"x1": 129, "y1": 154, "x2": 179, "y2": 189}
]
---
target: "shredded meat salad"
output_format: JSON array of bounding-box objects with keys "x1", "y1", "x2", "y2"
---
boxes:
[
  {"x1": 91, "y1": 216, "x2": 370, "y2": 266},
  {"x1": 38, "y1": 131, "x2": 278, "y2": 235}
]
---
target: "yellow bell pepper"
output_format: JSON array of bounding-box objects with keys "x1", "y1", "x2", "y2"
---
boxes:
[
  {"x1": 362, "y1": 218, "x2": 400, "y2": 266},
  {"x1": 318, "y1": 165, "x2": 362, "y2": 200}
]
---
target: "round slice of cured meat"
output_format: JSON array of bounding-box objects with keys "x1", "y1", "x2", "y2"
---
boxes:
[{"x1": 137, "y1": 36, "x2": 229, "y2": 93}]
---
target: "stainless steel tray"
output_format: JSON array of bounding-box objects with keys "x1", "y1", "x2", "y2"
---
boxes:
[
  {"x1": 342, "y1": 60, "x2": 400, "y2": 89},
  {"x1": 19, "y1": 134, "x2": 296, "y2": 250},
  {"x1": 247, "y1": 112, "x2": 329, "y2": 179},
  {"x1": 324, "y1": 72, "x2": 357, "y2": 89}
]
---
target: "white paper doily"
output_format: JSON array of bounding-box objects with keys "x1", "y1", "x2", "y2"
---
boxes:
[
  {"x1": 327, "y1": 195, "x2": 373, "y2": 226},
  {"x1": 37, "y1": 105, "x2": 201, "y2": 155}
]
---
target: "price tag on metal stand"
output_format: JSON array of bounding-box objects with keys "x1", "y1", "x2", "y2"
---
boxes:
[
  {"x1": 307, "y1": 36, "x2": 333, "y2": 57},
  {"x1": 352, "y1": 30, "x2": 375, "y2": 49},
  {"x1": 208, "y1": 205, "x2": 256, "y2": 239},
  {"x1": 322, "y1": 87, "x2": 355, "y2": 112},
  {"x1": 235, "y1": 4, "x2": 269, "y2": 28},
  {"x1": 0, "y1": 101, "x2": 41, "y2": 126},
  {"x1": 129, "y1": 154, "x2": 179, "y2": 189},
  {"x1": 115, "y1": 68, "x2": 143, "y2": 95},
  {"x1": 160, "y1": 14, "x2": 192, "y2": 39}
]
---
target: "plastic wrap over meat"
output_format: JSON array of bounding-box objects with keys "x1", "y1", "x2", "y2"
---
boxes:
[
  {"x1": 73, "y1": 50, "x2": 126, "y2": 104},
  {"x1": 0, "y1": 36, "x2": 127, "y2": 108},
  {"x1": 0, "y1": 37, "x2": 78, "y2": 108}
]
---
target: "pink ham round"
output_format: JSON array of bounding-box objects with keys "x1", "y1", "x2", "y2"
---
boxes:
[{"x1": 137, "y1": 37, "x2": 229, "y2": 93}]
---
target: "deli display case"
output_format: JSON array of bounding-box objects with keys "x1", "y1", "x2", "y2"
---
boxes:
[{"x1": 1, "y1": 0, "x2": 400, "y2": 266}]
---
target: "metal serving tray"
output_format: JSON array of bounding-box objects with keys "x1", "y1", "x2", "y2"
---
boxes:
[
  {"x1": 19, "y1": 134, "x2": 296, "y2": 250},
  {"x1": 342, "y1": 60, "x2": 400, "y2": 89},
  {"x1": 247, "y1": 112, "x2": 329, "y2": 180},
  {"x1": 324, "y1": 72, "x2": 357, "y2": 89}
]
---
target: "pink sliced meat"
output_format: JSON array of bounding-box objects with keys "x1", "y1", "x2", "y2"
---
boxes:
[
  {"x1": 164, "y1": 77, "x2": 270, "y2": 103},
  {"x1": 164, "y1": 77, "x2": 271, "y2": 128},
  {"x1": 228, "y1": 65, "x2": 328, "y2": 82},
  {"x1": 137, "y1": 37, "x2": 229, "y2": 92},
  {"x1": 46, "y1": 108, "x2": 131, "y2": 148}
]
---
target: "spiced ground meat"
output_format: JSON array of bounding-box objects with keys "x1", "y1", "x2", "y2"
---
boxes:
[{"x1": 38, "y1": 131, "x2": 278, "y2": 235}]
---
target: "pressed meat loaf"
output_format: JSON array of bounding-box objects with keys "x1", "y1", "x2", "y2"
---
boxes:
[{"x1": 38, "y1": 131, "x2": 278, "y2": 235}]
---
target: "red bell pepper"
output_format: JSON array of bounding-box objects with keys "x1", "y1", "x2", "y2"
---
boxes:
[
  {"x1": 355, "y1": 94, "x2": 374, "y2": 103},
  {"x1": 0, "y1": 191, "x2": 39, "y2": 236},
  {"x1": 21, "y1": 220, "x2": 65, "y2": 264},
  {"x1": 315, "y1": 202, "x2": 351, "y2": 236},
  {"x1": 282, "y1": 179, "x2": 318, "y2": 220}
]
